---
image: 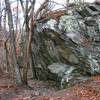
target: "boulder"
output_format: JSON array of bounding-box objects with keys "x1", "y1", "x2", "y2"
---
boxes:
[
  {"x1": 48, "y1": 63, "x2": 89, "y2": 89},
  {"x1": 31, "y1": 3, "x2": 100, "y2": 89},
  {"x1": 48, "y1": 63, "x2": 75, "y2": 88}
]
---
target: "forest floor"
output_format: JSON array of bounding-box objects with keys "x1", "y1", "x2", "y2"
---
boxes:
[
  {"x1": 0, "y1": 47, "x2": 100, "y2": 100},
  {"x1": 0, "y1": 73, "x2": 100, "y2": 100}
]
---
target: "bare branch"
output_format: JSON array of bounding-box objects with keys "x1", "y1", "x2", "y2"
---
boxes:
[
  {"x1": 35, "y1": 0, "x2": 49, "y2": 18},
  {"x1": 19, "y1": 0, "x2": 25, "y2": 13}
]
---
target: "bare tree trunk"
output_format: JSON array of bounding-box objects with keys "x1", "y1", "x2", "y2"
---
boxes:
[
  {"x1": 22, "y1": 0, "x2": 29, "y2": 85},
  {"x1": 21, "y1": 0, "x2": 37, "y2": 85},
  {"x1": 20, "y1": 0, "x2": 49, "y2": 84},
  {"x1": 28, "y1": 0, "x2": 38, "y2": 79},
  {"x1": 3, "y1": 41, "x2": 9, "y2": 72},
  {"x1": 5, "y1": 0, "x2": 22, "y2": 85},
  {"x1": 3, "y1": 10, "x2": 10, "y2": 74},
  {"x1": 29, "y1": 50, "x2": 37, "y2": 79}
]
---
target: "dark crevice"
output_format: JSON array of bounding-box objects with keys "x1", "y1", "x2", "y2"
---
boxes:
[{"x1": 89, "y1": 6, "x2": 98, "y2": 11}]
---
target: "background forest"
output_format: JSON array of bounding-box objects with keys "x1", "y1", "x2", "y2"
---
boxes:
[{"x1": 0, "y1": 0, "x2": 100, "y2": 100}]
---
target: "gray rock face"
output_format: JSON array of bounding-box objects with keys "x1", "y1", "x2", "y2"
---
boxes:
[
  {"x1": 48, "y1": 63, "x2": 89, "y2": 89},
  {"x1": 33, "y1": 3, "x2": 100, "y2": 88},
  {"x1": 59, "y1": 15, "x2": 80, "y2": 33},
  {"x1": 48, "y1": 63, "x2": 75, "y2": 88},
  {"x1": 88, "y1": 55, "x2": 100, "y2": 74},
  {"x1": 66, "y1": 32, "x2": 84, "y2": 44},
  {"x1": 48, "y1": 63, "x2": 75, "y2": 76}
]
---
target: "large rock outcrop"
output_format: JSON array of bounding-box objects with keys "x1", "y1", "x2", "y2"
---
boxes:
[{"x1": 30, "y1": 2, "x2": 100, "y2": 88}]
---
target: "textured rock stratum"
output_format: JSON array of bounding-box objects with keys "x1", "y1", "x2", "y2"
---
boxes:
[{"x1": 31, "y1": 2, "x2": 100, "y2": 88}]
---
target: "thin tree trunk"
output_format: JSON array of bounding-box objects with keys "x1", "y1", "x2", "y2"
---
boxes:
[
  {"x1": 22, "y1": 0, "x2": 29, "y2": 85},
  {"x1": 22, "y1": 0, "x2": 37, "y2": 85},
  {"x1": 5, "y1": 0, "x2": 22, "y2": 85},
  {"x1": 3, "y1": 10, "x2": 10, "y2": 74},
  {"x1": 28, "y1": 0, "x2": 38, "y2": 79},
  {"x1": 29, "y1": 51, "x2": 37, "y2": 79},
  {"x1": 3, "y1": 41, "x2": 9, "y2": 73}
]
